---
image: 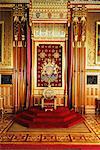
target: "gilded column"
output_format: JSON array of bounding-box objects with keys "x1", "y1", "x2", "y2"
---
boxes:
[
  {"x1": 73, "y1": 15, "x2": 78, "y2": 112},
  {"x1": 65, "y1": 33, "x2": 68, "y2": 106},
  {"x1": 13, "y1": 4, "x2": 19, "y2": 112},
  {"x1": 13, "y1": 4, "x2": 28, "y2": 112},
  {"x1": 73, "y1": 5, "x2": 87, "y2": 113},
  {"x1": 31, "y1": 24, "x2": 35, "y2": 107},
  {"x1": 20, "y1": 4, "x2": 27, "y2": 110},
  {"x1": 81, "y1": 14, "x2": 87, "y2": 114}
]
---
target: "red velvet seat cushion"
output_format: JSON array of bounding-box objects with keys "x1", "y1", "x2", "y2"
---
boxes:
[{"x1": 44, "y1": 99, "x2": 54, "y2": 103}]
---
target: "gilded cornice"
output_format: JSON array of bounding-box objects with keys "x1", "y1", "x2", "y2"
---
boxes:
[
  {"x1": 0, "y1": 0, "x2": 28, "y2": 3},
  {"x1": 31, "y1": 0, "x2": 100, "y2": 5},
  {"x1": 30, "y1": 0, "x2": 100, "y2": 4},
  {"x1": 0, "y1": 4, "x2": 15, "y2": 8},
  {"x1": 71, "y1": 0, "x2": 100, "y2": 4},
  {"x1": 30, "y1": 0, "x2": 100, "y2": 25},
  {"x1": 29, "y1": 1, "x2": 68, "y2": 24}
]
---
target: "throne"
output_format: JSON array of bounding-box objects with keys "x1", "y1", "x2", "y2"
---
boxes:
[
  {"x1": 41, "y1": 59, "x2": 58, "y2": 111},
  {"x1": 41, "y1": 86, "x2": 57, "y2": 111}
]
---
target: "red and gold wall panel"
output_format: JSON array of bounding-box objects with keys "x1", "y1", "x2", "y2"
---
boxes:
[{"x1": 37, "y1": 44, "x2": 62, "y2": 87}]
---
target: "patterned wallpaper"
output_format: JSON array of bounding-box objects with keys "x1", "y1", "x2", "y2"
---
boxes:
[{"x1": 0, "y1": 11, "x2": 13, "y2": 68}]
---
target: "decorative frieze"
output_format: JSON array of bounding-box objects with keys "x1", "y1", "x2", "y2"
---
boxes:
[
  {"x1": 31, "y1": 0, "x2": 100, "y2": 4},
  {"x1": 32, "y1": 24, "x2": 66, "y2": 39},
  {"x1": 29, "y1": 0, "x2": 68, "y2": 25}
]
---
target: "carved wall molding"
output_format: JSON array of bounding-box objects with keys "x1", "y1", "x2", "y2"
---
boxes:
[
  {"x1": 30, "y1": 0, "x2": 100, "y2": 4},
  {"x1": 32, "y1": 23, "x2": 66, "y2": 39},
  {"x1": 87, "y1": 50, "x2": 95, "y2": 66},
  {"x1": 0, "y1": 4, "x2": 15, "y2": 8}
]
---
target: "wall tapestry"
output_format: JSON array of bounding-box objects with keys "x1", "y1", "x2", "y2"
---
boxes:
[{"x1": 37, "y1": 44, "x2": 62, "y2": 87}]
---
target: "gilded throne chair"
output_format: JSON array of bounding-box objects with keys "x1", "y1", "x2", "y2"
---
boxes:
[
  {"x1": 41, "y1": 86, "x2": 57, "y2": 111},
  {"x1": 41, "y1": 58, "x2": 59, "y2": 111}
]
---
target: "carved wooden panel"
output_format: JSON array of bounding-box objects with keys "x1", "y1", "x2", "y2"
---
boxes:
[
  {"x1": 0, "y1": 85, "x2": 14, "y2": 113},
  {"x1": 85, "y1": 72, "x2": 100, "y2": 114}
]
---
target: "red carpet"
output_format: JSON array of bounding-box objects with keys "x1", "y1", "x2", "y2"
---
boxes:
[
  {"x1": 1, "y1": 144, "x2": 100, "y2": 150},
  {"x1": 16, "y1": 106, "x2": 84, "y2": 128}
]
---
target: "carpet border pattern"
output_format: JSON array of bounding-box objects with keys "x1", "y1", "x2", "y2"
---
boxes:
[{"x1": 0, "y1": 115, "x2": 100, "y2": 145}]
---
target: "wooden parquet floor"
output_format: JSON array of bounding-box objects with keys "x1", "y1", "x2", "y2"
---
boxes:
[{"x1": 0, "y1": 114, "x2": 100, "y2": 145}]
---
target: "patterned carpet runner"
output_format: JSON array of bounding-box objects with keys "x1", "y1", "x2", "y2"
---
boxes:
[{"x1": 16, "y1": 107, "x2": 84, "y2": 128}]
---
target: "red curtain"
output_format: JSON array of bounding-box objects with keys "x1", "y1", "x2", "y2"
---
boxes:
[
  {"x1": 67, "y1": 19, "x2": 73, "y2": 109},
  {"x1": 26, "y1": 25, "x2": 31, "y2": 108}
]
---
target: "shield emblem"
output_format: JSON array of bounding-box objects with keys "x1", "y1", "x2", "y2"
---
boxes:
[{"x1": 36, "y1": 12, "x2": 40, "y2": 18}]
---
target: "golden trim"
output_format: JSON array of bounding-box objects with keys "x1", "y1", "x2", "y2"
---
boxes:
[
  {"x1": 96, "y1": 21, "x2": 100, "y2": 64},
  {"x1": 0, "y1": 21, "x2": 4, "y2": 63},
  {"x1": 11, "y1": 15, "x2": 13, "y2": 68},
  {"x1": 0, "y1": 4, "x2": 14, "y2": 8}
]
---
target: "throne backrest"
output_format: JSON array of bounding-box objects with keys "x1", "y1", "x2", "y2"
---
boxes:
[{"x1": 43, "y1": 87, "x2": 56, "y2": 100}]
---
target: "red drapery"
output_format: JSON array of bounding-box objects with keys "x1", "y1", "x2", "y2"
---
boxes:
[
  {"x1": 26, "y1": 25, "x2": 31, "y2": 108},
  {"x1": 67, "y1": 19, "x2": 73, "y2": 109}
]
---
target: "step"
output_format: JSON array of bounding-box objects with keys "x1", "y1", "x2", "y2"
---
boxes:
[
  {"x1": 29, "y1": 121, "x2": 68, "y2": 128},
  {"x1": 67, "y1": 117, "x2": 84, "y2": 128},
  {"x1": 32, "y1": 110, "x2": 76, "y2": 123},
  {"x1": 16, "y1": 118, "x2": 31, "y2": 127},
  {"x1": 36, "y1": 109, "x2": 71, "y2": 118},
  {"x1": 63, "y1": 112, "x2": 77, "y2": 122},
  {"x1": 20, "y1": 112, "x2": 35, "y2": 121},
  {"x1": 29, "y1": 106, "x2": 69, "y2": 115},
  {"x1": 15, "y1": 107, "x2": 84, "y2": 128},
  {"x1": 67, "y1": 115, "x2": 83, "y2": 125}
]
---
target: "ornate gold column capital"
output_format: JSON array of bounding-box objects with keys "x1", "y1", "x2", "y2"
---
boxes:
[
  {"x1": 13, "y1": 4, "x2": 28, "y2": 46},
  {"x1": 72, "y1": 5, "x2": 87, "y2": 44}
]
